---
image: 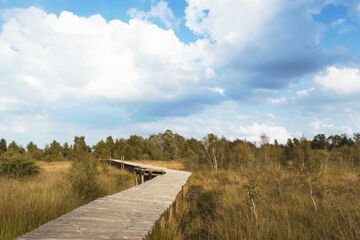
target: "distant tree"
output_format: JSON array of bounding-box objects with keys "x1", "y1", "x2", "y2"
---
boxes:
[
  {"x1": 271, "y1": 140, "x2": 283, "y2": 166},
  {"x1": 260, "y1": 133, "x2": 270, "y2": 163},
  {"x1": 73, "y1": 136, "x2": 91, "y2": 155},
  {"x1": 311, "y1": 134, "x2": 328, "y2": 150},
  {"x1": 106, "y1": 136, "x2": 115, "y2": 157},
  {"x1": 217, "y1": 137, "x2": 230, "y2": 169},
  {"x1": 63, "y1": 142, "x2": 72, "y2": 159},
  {"x1": 7, "y1": 141, "x2": 25, "y2": 154},
  {"x1": 93, "y1": 140, "x2": 111, "y2": 159},
  {"x1": 293, "y1": 137, "x2": 319, "y2": 172},
  {"x1": 26, "y1": 141, "x2": 43, "y2": 161},
  {"x1": 327, "y1": 134, "x2": 354, "y2": 150},
  {"x1": 127, "y1": 135, "x2": 143, "y2": 159},
  {"x1": 44, "y1": 140, "x2": 64, "y2": 161},
  {"x1": 0, "y1": 138, "x2": 7, "y2": 154},
  {"x1": 202, "y1": 133, "x2": 219, "y2": 171},
  {"x1": 231, "y1": 141, "x2": 256, "y2": 167}
]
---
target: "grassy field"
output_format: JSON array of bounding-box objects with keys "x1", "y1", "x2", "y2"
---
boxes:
[
  {"x1": 2, "y1": 159, "x2": 360, "y2": 240},
  {"x1": 149, "y1": 164, "x2": 360, "y2": 240},
  {"x1": 134, "y1": 160, "x2": 185, "y2": 170},
  {"x1": 0, "y1": 161, "x2": 134, "y2": 240}
]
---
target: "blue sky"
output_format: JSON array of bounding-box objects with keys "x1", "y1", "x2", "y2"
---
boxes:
[{"x1": 0, "y1": 0, "x2": 360, "y2": 146}]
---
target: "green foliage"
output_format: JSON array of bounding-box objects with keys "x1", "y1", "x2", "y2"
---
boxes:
[
  {"x1": 293, "y1": 137, "x2": 320, "y2": 173},
  {"x1": 26, "y1": 142, "x2": 43, "y2": 161},
  {"x1": 92, "y1": 140, "x2": 111, "y2": 159},
  {"x1": 68, "y1": 154, "x2": 105, "y2": 201},
  {"x1": 243, "y1": 176, "x2": 262, "y2": 202},
  {"x1": 73, "y1": 136, "x2": 91, "y2": 155},
  {"x1": 7, "y1": 141, "x2": 25, "y2": 154},
  {"x1": 0, "y1": 138, "x2": 7, "y2": 154},
  {"x1": 232, "y1": 141, "x2": 256, "y2": 166},
  {"x1": 0, "y1": 152, "x2": 39, "y2": 178},
  {"x1": 44, "y1": 140, "x2": 64, "y2": 161},
  {"x1": 311, "y1": 134, "x2": 328, "y2": 149}
]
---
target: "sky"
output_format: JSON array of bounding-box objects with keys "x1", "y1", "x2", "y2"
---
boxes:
[{"x1": 0, "y1": 0, "x2": 360, "y2": 146}]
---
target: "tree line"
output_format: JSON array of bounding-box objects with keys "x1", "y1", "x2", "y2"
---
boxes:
[{"x1": 1, "y1": 130, "x2": 360, "y2": 174}]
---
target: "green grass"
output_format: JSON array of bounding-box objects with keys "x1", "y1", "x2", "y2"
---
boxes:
[
  {"x1": 149, "y1": 164, "x2": 360, "y2": 240},
  {"x1": 0, "y1": 161, "x2": 134, "y2": 240}
]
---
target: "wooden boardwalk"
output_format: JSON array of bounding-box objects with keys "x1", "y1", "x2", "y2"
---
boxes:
[{"x1": 17, "y1": 160, "x2": 191, "y2": 240}]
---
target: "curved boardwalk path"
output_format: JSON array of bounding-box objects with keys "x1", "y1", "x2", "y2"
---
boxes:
[{"x1": 17, "y1": 160, "x2": 191, "y2": 240}]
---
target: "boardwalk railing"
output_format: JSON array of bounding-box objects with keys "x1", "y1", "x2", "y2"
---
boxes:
[{"x1": 18, "y1": 159, "x2": 191, "y2": 240}]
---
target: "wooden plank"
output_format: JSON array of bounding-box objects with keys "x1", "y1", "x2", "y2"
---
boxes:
[{"x1": 17, "y1": 160, "x2": 191, "y2": 240}]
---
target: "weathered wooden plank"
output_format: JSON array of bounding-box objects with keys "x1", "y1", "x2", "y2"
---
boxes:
[{"x1": 17, "y1": 160, "x2": 191, "y2": 240}]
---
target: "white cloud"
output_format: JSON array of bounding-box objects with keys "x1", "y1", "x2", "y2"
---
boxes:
[
  {"x1": 237, "y1": 123, "x2": 290, "y2": 144},
  {"x1": 270, "y1": 97, "x2": 287, "y2": 104},
  {"x1": 331, "y1": 18, "x2": 345, "y2": 26},
  {"x1": 0, "y1": 97, "x2": 23, "y2": 111},
  {"x1": 311, "y1": 119, "x2": 335, "y2": 131},
  {"x1": 127, "y1": 1, "x2": 179, "y2": 29},
  {"x1": 183, "y1": 0, "x2": 331, "y2": 73},
  {"x1": 296, "y1": 87, "x2": 315, "y2": 97},
  {"x1": 315, "y1": 66, "x2": 360, "y2": 94},
  {"x1": 0, "y1": 7, "x2": 209, "y2": 104},
  {"x1": 185, "y1": 0, "x2": 279, "y2": 45},
  {"x1": 209, "y1": 87, "x2": 224, "y2": 96}
]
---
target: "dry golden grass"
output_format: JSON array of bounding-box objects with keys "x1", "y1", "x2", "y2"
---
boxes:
[
  {"x1": 149, "y1": 165, "x2": 360, "y2": 240},
  {"x1": 133, "y1": 160, "x2": 185, "y2": 170},
  {"x1": 0, "y1": 161, "x2": 134, "y2": 240}
]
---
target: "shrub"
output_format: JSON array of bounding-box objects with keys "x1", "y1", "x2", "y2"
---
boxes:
[
  {"x1": 0, "y1": 152, "x2": 39, "y2": 178},
  {"x1": 68, "y1": 155, "x2": 105, "y2": 201}
]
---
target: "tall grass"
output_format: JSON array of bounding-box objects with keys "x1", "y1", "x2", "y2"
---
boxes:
[
  {"x1": 149, "y1": 164, "x2": 360, "y2": 240},
  {"x1": 0, "y1": 161, "x2": 134, "y2": 240}
]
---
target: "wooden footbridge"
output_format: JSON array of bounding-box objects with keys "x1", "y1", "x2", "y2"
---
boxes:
[{"x1": 17, "y1": 159, "x2": 191, "y2": 240}]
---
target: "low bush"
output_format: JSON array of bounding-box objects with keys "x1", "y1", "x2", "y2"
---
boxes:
[
  {"x1": 0, "y1": 152, "x2": 39, "y2": 178},
  {"x1": 68, "y1": 155, "x2": 105, "y2": 201}
]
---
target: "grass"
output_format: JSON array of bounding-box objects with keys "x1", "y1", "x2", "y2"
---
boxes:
[
  {"x1": 134, "y1": 160, "x2": 185, "y2": 170},
  {"x1": 149, "y1": 164, "x2": 360, "y2": 240},
  {"x1": 0, "y1": 161, "x2": 134, "y2": 240}
]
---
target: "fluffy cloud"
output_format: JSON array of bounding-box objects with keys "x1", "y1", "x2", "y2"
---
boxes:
[
  {"x1": 0, "y1": 7, "x2": 214, "y2": 106},
  {"x1": 185, "y1": 0, "x2": 344, "y2": 91},
  {"x1": 315, "y1": 66, "x2": 360, "y2": 94},
  {"x1": 127, "y1": 1, "x2": 179, "y2": 29},
  {"x1": 237, "y1": 123, "x2": 290, "y2": 144}
]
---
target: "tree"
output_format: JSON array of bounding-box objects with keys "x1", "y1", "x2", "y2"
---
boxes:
[
  {"x1": 293, "y1": 137, "x2": 319, "y2": 172},
  {"x1": 231, "y1": 141, "x2": 255, "y2": 167},
  {"x1": 311, "y1": 134, "x2": 328, "y2": 150},
  {"x1": 73, "y1": 136, "x2": 91, "y2": 155},
  {"x1": 0, "y1": 138, "x2": 7, "y2": 154},
  {"x1": 63, "y1": 142, "x2": 72, "y2": 159},
  {"x1": 243, "y1": 175, "x2": 262, "y2": 220},
  {"x1": 93, "y1": 140, "x2": 111, "y2": 159},
  {"x1": 271, "y1": 140, "x2": 283, "y2": 166},
  {"x1": 0, "y1": 151, "x2": 39, "y2": 177},
  {"x1": 106, "y1": 136, "x2": 115, "y2": 157},
  {"x1": 44, "y1": 140, "x2": 64, "y2": 161},
  {"x1": 202, "y1": 133, "x2": 219, "y2": 171},
  {"x1": 260, "y1": 133, "x2": 270, "y2": 163},
  {"x1": 68, "y1": 154, "x2": 105, "y2": 201},
  {"x1": 7, "y1": 141, "x2": 25, "y2": 154},
  {"x1": 26, "y1": 141, "x2": 43, "y2": 161}
]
